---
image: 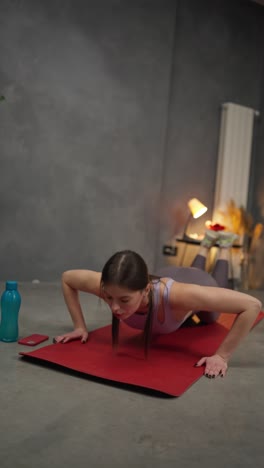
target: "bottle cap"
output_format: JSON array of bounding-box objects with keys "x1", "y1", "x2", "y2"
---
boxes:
[{"x1": 6, "y1": 281, "x2": 18, "y2": 290}]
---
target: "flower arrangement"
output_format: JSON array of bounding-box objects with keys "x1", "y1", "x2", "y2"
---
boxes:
[
  {"x1": 218, "y1": 199, "x2": 263, "y2": 250},
  {"x1": 206, "y1": 222, "x2": 225, "y2": 231},
  {"x1": 219, "y1": 200, "x2": 252, "y2": 235}
]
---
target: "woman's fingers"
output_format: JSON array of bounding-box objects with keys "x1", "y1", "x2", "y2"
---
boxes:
[
  {"x1": 219, "y1": 367, "x2": 227, "y2": 378},
  {"x1": 194, "y1": 357, "x2": 207, "y2": 367},
  {"x1": 195, "y1": 355, "x2": 228, "y2": 378},
  {"x1": 54, "y1": 335, "x2": 66, "y2": 343},
  {"x1": 81, "y1": 332, "x2": 89, "y2": 344},
  {"x1": 62, "y1": 336, "x2": 71, "y2": 343},
  {"x1": 54, "y1": 329, "x2": 89, "y2": 344}
]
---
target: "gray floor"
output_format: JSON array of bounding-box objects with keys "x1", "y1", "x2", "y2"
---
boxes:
[{"x1": 1, "y1": 282, "x2": 264, "y2": 468}]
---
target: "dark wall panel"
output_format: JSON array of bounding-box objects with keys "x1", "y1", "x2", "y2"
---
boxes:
[{"x1": 156, "y1": 0, "x2": 264, "y2": 268}]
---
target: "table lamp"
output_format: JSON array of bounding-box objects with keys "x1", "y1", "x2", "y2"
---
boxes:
[{"x1": 182, "y1": 198, "x2": 208, "y2": 239}]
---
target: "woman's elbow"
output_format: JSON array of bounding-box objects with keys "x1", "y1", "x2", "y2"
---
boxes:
[
  {"x1": 249, "y1": 297, "x2": 262, "y2": 315},
  {"x1": 254, "y1": 298, "x2": 262, "y2": 313},
  {"x1": 61, "y1": 271, "x2": 67, "y2": 283},
  {"x1": 61, "y1": 270, "x2": 72, "y2": 286}
]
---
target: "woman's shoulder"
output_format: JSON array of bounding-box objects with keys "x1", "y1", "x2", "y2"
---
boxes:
[{"x1": 62, "y1": 269, "x2": 102, "y2": 295}]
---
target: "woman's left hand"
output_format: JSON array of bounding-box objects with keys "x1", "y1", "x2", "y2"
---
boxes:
[{"x1": 195, "y1": 354, "x2": 228, "y2": 378}]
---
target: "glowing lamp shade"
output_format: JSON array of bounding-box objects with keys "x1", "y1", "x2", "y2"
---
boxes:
[
  {"x1": 182, "y1": 198, "x2": 208, "y2": 239},
  {"x1": 188, "y1": 198, "x2": 208, "y2": 219}
]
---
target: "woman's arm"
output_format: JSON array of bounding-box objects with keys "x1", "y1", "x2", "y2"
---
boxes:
[
  {"x1": 169, "y1": 283, "x2": 262, "y2": 376},
  {"x1": 55, "y1": 270, "x2": 102, "y2": 344}
]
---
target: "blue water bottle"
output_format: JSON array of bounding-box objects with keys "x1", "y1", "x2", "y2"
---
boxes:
[{"x1": 0, "y1": 281, "x2": 21, "y2": 342}]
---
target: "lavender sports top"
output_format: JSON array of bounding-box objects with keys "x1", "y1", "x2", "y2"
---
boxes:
[{"x1": 123, "y1": 279, "x2": 189, "y2": 335}]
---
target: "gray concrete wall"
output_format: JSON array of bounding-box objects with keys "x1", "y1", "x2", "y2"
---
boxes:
[
  {"x1": 0, "y1": 0, "x2": 264, "y2": 280},
  {"x1": 0, "y1": 0, "x2": 176, "y2": 280}
]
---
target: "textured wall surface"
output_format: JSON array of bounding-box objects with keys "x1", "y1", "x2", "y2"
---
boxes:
[
  {"x1": 0, "y1": 0, "x2": 264, "y2": 280},
  {"x1": 0, "y1": 0, "x2": 176, "y2": 279}
]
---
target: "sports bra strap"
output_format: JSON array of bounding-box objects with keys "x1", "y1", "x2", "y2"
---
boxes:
[{"x1": 162, "y1": 278, "x2": 174, "y2": 302}]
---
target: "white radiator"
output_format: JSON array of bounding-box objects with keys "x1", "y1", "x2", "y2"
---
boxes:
[{"x1": 213, "y1": 102, "x2": 259, "y2": 222}]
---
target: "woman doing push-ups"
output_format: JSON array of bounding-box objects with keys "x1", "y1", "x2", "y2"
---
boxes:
[{"x1": 55, "y1": 230, "x2": 262, "y2": 379}]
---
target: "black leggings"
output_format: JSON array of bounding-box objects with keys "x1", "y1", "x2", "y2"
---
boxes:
[{"x1": 156, "y1": 255, "x2": 229, "y2": 324}]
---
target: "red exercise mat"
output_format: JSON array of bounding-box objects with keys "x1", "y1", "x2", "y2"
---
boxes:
[{"x1": 20, "y1": 312, "x2": 264, "y2": 396}]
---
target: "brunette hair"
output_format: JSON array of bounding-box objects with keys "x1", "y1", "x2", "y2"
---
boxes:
[{"x1": 101, "y1": 250, "x2": 156, "y2": 357}]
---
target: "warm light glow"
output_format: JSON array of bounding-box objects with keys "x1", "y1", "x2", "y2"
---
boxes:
[{"x1": 188, "y1": 198, "x2": 208, "y2": 219}]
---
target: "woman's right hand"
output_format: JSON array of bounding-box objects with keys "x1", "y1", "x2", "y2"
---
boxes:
[{"x1": 54, "y1": 327, "x2": 89, "y2": 344}]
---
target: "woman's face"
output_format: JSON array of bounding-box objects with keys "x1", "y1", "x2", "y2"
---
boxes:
[{"x1": 102, "y1": 283, "x2": 148, "y2": 320}]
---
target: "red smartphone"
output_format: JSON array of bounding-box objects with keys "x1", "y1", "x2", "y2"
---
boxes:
[{"x1": 18, "y1": 334, "x2": 49, "y2": 346}]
